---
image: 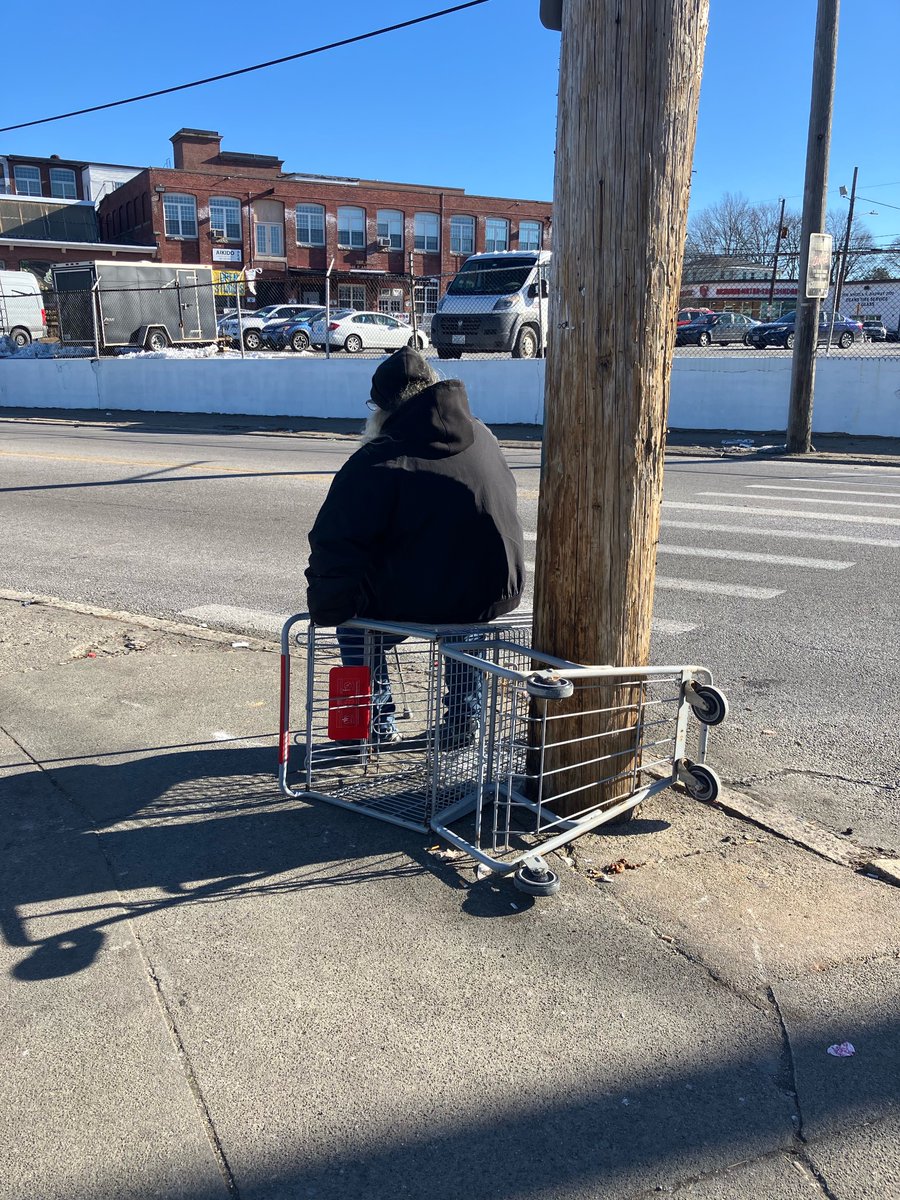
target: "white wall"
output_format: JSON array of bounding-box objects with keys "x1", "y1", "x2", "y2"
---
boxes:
[{"x1": 0, "y1": 353, "x2": 897, "y2": 437}]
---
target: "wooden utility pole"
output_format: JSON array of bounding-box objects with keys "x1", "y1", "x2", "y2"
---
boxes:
[
  {"x1": 786, "y1": 0, "x2": 840, "y2": 454},
  {"x1": 533, "y1": 0, "x2": 708, "y2": 815}
]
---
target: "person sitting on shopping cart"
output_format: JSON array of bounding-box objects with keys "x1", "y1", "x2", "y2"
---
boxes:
[{"x1": 306, "y1": 346, "x2": 526, "y2": 749}]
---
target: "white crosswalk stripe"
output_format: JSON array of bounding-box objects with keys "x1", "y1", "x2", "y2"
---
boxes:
[
  {"x1": 698, "y1": 491, "x2": 900, "y2": 510},
  {"x1": 746, "y1": 484, "x2": 900, "y2": 499},
  {"x1": 661, "y1": 518, "x2": 900, "y2": 549},
  {"x1": 655, "y1": 577, "x2": 784, "y2": 599},
  {"x1": 665, "y1": 501, "x2": 900, "y2": 526},
  {"x1": 657, "y1": 545, "x2": 852, "y2": 570}
]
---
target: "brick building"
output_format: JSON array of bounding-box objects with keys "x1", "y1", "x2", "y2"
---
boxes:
[
  {"x1": 99, "y1": 129, "x2": 553, "y2": 312},
  {"x1": 0, "y1": 151, "x2": 152, "y2": 278}
]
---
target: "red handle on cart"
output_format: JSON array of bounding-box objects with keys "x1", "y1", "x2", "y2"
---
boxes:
[
  {"x1": 278, "y1": 652, "x2": 291, "y2": 765},
  {"x1": 328, "y1": 666, "x2": 372, "y2": 741}
]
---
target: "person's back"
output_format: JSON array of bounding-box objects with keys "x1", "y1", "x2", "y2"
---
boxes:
[{"x1": 306, "y1": 349, "x2": 525, "y2": 629}]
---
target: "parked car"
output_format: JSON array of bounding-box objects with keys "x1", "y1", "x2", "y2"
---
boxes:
[
  {"x1": 746, "y1": 310, "x2": 863, "y2": 350},
  {"x1": 218, "y1": 304, "x2": 322, "y2": 350},
  {"x1": 677, "y1": 307, "x2": 714, "y2": 326},
  {"x1": 676, "y1": 310, "x2": 759, "y2": 347},
  {"x1": 310, "y1": 309, "x2": 430, "y2": 353},
  {"x1": 264, "y1": 308, "x2": 327, "y2": 351},
  {"x1": 862, "y1": 319, "x2": 887, "y2": 342}
]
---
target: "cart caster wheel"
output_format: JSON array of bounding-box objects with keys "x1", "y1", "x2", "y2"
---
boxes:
[
  {"x1": 683, "y1": 763, "x2": 721, "y2": 803},
  {"x1": 513, "y1": 863, "x2": 561, "y2": 897},
  {"x1": 691, "y1": 684, "x2": 729, "y2": 726},
  {"x1": 526, "y1": 672, "x2": 574, "y2": 701}
]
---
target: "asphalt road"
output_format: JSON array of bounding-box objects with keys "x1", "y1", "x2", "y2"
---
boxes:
[{"x1": 2, "y1": 415, "x2": 898, "y2": 850}]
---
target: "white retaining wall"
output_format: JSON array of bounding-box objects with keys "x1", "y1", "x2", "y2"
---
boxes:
[{"x1": 1, "y1": 353, "x2": 897, "y2": 436}]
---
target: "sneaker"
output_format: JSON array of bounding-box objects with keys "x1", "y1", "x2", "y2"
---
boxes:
[
  {"x1": 373, "y1": 729, "x2": 403, "y2": 748},
  {"x1": 430, "y1": 717, "x2": 479, "y2": 752}
]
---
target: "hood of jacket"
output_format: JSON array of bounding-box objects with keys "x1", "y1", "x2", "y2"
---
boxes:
[{"x1": 380, "y1": 379, "x2": 475, "y2": 457}]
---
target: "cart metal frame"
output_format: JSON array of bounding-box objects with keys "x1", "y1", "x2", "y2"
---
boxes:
[{"x1": 278, "y1": 614, "x2": 727, "y2": 895}]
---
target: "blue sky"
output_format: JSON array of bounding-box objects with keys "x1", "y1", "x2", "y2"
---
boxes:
[{"x1": 5, "y1": 0, "x2": 900, "y2": 244}]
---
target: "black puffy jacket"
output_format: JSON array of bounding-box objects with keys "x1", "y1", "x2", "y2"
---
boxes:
[{"x1": 306, "y1": 379, "x2": 526, "y2": 626}]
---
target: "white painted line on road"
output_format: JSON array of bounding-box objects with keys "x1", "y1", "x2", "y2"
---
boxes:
[
  {"x1": 665, "y1": 502, "x2": 900, "y2": 527},
  {"x1": 651, "y1": 618, "x2": 699, "y2": 635},
  {"x1": 661, "y1": 519, "x2": 900, "y2": 549},
  {"x1": 656, "y1": 576, "x2": 784, "y2": 599},
  {"x1": 657, "y1": 545, "x2": 852, "y2": 570},
  {"x1": 697, "y1": 491, "x2": 900, "y2": 510},
  {"x1": 746, "y1": 484, "x2": 900, "y2": 499}
]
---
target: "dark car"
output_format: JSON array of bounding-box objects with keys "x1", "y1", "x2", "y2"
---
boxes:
[
  {"x1": 862, "y1": 319, "x2": 887, "y2": 342},
  {"x1": 746, "y1": 310, "x2": 863, "y2": 350},
  {"x1": 264, "y1": 308, "x2": 328, "y2": 351},
  {"x1": 676, "y1": 310, "x2": 759, "y2": 347},
  {"x1": 677, "y1": 306, "x2": 714, "y2": 326}
]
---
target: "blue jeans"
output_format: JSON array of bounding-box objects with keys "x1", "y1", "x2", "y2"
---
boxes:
[{"x1": 335, "y1": 627, "x2": 482, "y2": 737}]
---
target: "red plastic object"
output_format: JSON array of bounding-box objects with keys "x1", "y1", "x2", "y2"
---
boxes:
[{"x1": 327, "y1": 666, "x2": 372, "y2": 741}]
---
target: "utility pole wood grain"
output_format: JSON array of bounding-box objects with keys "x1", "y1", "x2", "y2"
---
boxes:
[{"x1": 532, "y1": 0, "x2": 708, "y2": 815}]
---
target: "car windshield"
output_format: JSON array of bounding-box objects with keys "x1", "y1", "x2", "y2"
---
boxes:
[
  {"x1": 774, "y1": 312, "x2": 796, "y2": 324},
  {"x1": 447, "y1": 256, "x2": 536, "y2": 296},
  {"x1": 293, "y1": 309, "x2": 326, "y2": 325}
]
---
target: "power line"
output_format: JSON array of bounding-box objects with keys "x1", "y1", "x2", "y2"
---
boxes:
[{"x1": 0, "y1": 1, "x2": 489, "y2": 135}]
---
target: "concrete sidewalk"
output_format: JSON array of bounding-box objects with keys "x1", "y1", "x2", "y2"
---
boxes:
[{"x1": 1, "y1": 596, "x2": 898, "y2": 1200}]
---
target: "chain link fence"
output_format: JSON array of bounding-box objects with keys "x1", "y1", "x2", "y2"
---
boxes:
[{"x1": 2, "y1": 253, "x2": 900, "y2": 360}]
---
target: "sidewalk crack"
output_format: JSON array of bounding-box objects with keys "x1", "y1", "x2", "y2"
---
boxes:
[{"x1": 767, "y1": 985, "x2": 841, "y2": 1200}]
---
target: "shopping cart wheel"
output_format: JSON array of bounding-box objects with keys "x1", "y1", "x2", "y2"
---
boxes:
[
  {"x1": 683, "y1": 763, "x2": 721, "y2": 803},
  {"x1": 526, "y1": 673, "x2": 574, "y2": 700},
  {"x1": 513, "y1": 861, "x2": 561, "y2": 897},
  {"x1": 691, "y1": 684, "x2": 729, "y2": 726}
]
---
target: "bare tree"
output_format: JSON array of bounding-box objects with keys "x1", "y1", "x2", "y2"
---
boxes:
[{"x1": 686, "y1": 193, "x2": 876, "y2": 283}]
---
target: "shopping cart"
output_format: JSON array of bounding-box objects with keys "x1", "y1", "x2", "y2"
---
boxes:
[{"x1": 278, "y1": 615, "x2": 728, "y2": 896}]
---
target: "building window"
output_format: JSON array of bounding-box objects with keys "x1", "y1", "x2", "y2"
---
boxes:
[
  {"x1": 296, "y1": 203, "x2": 325, "y2": 246},
  {"x1": 337, "y1": 206, "x2": 366, "y2": 249},
  {"x1": 518, "y1": 220, "x2": 541, "y2": 251},
  {"x1": 49, "y1": 167, "x2": 77, "y2": 199},
  {"x1": 414, "y1": 282, "x2": 439, "y2": 317},
  {"x1": 163, "y1": 193, "x2": 198, "y2": 238},
  {"x1": 126, "y1": 200, "x2": 134, "y2": 228},
  {"x1": 255, "y1": 222, "x2": 284, "y2": 256},
  {"x1": 485, "y1": 218, "x2": 509, "y2": 253},
  {"x1": 376, "y1": 210, "x2": 403, "y2": 250},
  {"x1": 450, "y1": 215, "x2": 475, "y2": 256},
  {"x1": 414, "y1": 212, "x2": 439, "y2": 253},
  {"x1": 378, "y1": 287, "x2": 406, "y2": 314},
  {"x1": 338, "y1": 284, "x2": 366, "y2": 310},
  {"x1": 14, "y1": 165, "x2": 42, "y2": 196},
  {"x1": 210, "y1": 196, "x2": 242, "y2": 241}
]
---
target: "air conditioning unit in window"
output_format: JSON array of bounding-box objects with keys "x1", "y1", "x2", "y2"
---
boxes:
[
  {"x1": 376, "y1": 237, "x2": 392, "y2": 250},
  {"x1": 210, "y1": 227, "x2": 226, "y2": 241}
]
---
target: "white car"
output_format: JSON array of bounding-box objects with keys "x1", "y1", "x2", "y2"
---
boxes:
[
  {"x1": 218, "y1": 304, "x2": 322, "y2": 351},
  {"x1": 310, "y1": 309, "x2": 429, "y2": 353}
]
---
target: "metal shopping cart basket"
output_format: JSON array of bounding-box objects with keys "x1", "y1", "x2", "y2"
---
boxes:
[{"x1": 277, "y1": 615, "x2": 728, "y2": 897}]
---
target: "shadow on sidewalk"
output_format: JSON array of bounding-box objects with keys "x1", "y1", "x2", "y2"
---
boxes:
[{"x1": 2, "y1": 744, "x2": 436, "y2": 981}]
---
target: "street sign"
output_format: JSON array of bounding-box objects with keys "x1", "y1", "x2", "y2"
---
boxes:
[
  {"x1": 540, "y1": 0, "x2": 562, "y2": 30},
  {"x1": 806, "y1": 233, "x2": 833, "y2": 299},
  {"x1": 212, "y1": 246, "x2": 242, "y2": 263}
]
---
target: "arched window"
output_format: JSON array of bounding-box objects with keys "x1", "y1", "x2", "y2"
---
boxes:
[
  {"x1": 414, "y1": 212, "x2": 439, "y2": 253},
  {"x1": 296, "y1": 203, "x2": 325, "y2": 246},
  {"x1": 210, "y1": 196, "x2": 242, "y2": 241},
  {"x1": 337, "y1": 206, "x2": 366, "y2": 249}
]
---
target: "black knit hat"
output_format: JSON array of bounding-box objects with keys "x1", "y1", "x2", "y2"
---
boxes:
[{"x1": 369, "y1": 347, "x2": 433, "y2": 411}]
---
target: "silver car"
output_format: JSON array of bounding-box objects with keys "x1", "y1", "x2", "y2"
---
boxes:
[
  {"x1": 311, "y1": 309, "x2": 429, "y2": 354},
  {"x1": 218, "y1": 304, "x2": 322, "y2": 351}
]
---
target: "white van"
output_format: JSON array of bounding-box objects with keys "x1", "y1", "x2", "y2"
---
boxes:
[
  {"x1": 0, "y1": 270, "x2": 47, "y2": 347},
  {"x1": 430, "y1": 250, "x2": 551, "y2": 359}
]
